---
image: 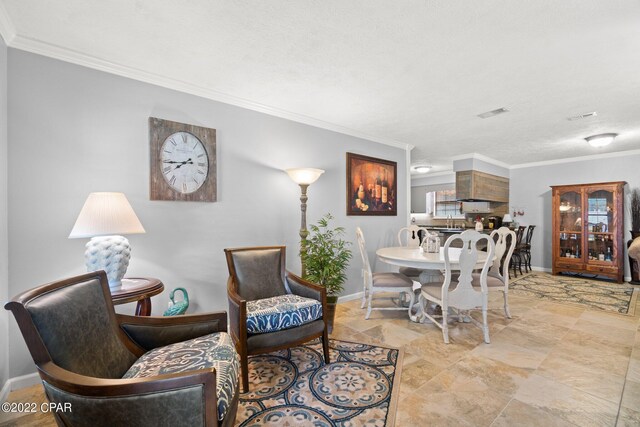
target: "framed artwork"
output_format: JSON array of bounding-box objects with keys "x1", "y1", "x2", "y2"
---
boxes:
[
  {"x1": 149, "y1": 117, "x2": 217, "y2": 202},
  {"x1": 346, "y1": 152, "x2": 397, "y2": 216}
]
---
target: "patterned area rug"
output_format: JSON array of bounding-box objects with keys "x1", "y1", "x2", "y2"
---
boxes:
[
  {"x1": 235, "y1": 339, "x2": 402, "y2": 426},
  {"x1": 510, "y1": 273, "x2": 637, "y2": 315}
]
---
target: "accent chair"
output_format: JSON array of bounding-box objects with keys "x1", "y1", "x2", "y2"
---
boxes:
[
  {"x1": 224, "y1": 246, "x2": 330, "y2": 393},
  {"x1": 5, "y1": 271, "x2": 239, "y2": 427}
]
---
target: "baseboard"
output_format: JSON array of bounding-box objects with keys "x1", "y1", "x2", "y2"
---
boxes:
[
  {"x1": 338, "y1": 291, "x2": 363, "y2": 303},
  {"x1": 0, "y1": 379, "x2": 10, "y2": 404},
  {"x1": 0, "y1": 372, "x2": 40, "y2": 402},
  {"x1": 531, "y1": 266, "x2": 552, "y2": 273}
]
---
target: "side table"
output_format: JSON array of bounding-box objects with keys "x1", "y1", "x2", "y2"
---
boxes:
[{"x1": 111, "y1": 277, "x2": 164, "y2": 316}]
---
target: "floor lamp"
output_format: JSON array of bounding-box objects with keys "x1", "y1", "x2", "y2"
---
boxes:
[{"x1": 285, "y1": 168, "x2": 325, "y2": 277}]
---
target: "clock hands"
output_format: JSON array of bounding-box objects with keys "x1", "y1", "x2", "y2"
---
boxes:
[{"x1": 163, "y1": 158, "x2": 194, "y2": 171}]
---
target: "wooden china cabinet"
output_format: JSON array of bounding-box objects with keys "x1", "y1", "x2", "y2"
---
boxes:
[{"x1": 551, "y1": 181, "x2": 626, "y2": 283}]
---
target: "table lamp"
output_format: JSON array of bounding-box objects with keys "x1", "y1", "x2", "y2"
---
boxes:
[
  {"x1": 285, "y1": 168, "x2": 325, "y2": 277},
  {"x1": 69, "y1": 192, "x2": 145, "y2": 289}
]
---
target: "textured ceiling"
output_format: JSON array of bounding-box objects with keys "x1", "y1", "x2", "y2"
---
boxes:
[{"x1": 1, "y1": 0, "x2": 639, "y2": 174}]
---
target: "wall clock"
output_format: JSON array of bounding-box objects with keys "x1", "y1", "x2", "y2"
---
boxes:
[{"x1": 149, "y1": 117, "x2": 217, "y2": 202}]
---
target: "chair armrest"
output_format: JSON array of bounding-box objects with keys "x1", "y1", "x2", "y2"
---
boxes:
[
  {"x1": 285, "y1": 271, "x2": 327, "y2": 304},
  {"x1": 117, "y1": 312, "x2": 228, "y2": 351},
  {"x1": 227, "y1": 277, "x2": 246, "y2": 345},
  {"x1": 38, "y1": 361, "x2": 220, "y2": 427}
]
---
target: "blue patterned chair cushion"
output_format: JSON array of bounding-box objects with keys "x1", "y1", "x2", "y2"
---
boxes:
[
  {"x1": 123, "y1": 332, "x2": 239, "y2": 421},
  {"x1": 246, "y1": 294, "x2": 323, "y2": 334}
]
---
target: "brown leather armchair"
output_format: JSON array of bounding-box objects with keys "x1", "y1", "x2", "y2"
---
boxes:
[
  {"x1": 224, "y1": 246, "x2": 330, "y2": 392},
  {"x1": 5, "y1": 271, "x2": 239, "y2": 427}
]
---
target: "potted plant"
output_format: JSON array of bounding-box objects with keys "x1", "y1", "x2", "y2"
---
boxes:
[{"x1": 302, "y1": 213, "x2": 352, "y2": 332}]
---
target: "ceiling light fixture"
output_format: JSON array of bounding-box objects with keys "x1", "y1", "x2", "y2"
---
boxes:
[
  {"x1": 477, "y1": 108, "x2": 509, "y2": 119},
  {"x1": 411, "y1": 164, "x2": 432, "y2": 173},
  {"x1": 567, "y1": 111, "x2": 597, "y2": 121},
  {"x1": 585, "y1": 133, "x2": 617, "y2": 148}
]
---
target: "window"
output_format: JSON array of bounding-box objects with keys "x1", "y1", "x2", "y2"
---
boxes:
[{"x1": 431, "y1": 190, "x2": 464, "y2": 218}]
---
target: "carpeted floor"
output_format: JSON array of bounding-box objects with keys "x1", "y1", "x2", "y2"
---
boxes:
[
  {"x1": 235, "y1": 339, "x2": 402, "y2": 426},
  {"x1": 510, "y1": 273, "x2": 638, "y2": 315}
]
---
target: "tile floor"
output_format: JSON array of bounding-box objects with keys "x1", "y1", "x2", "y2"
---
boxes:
[{"x1": 2, "y1": 278, "x2": 639, "y2": 426}]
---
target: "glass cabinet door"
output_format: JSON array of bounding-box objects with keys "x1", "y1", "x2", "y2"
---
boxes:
[
  {"x1": 558, "y1": 191, "x2": 582, "y2": 259},
  {"x1": 586, "y1": 189, "x2": 615, "y2": 263}
]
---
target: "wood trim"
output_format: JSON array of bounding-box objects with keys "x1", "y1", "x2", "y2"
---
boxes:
[{"x1": 116, "y1": 311, "x2": 228, "y2": 332}]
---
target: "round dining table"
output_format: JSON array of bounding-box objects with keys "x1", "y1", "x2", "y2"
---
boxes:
[
  {"x1": 376, "y1": 246, "x2": 493, "y2": 322},
  {"x1": 376, "y1": 246, "x2": 491, "y2": 282}
]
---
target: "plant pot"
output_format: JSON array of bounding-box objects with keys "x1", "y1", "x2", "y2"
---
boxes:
[{"x1": 325, "y1": 295, "x2": 338, "y2": 333}]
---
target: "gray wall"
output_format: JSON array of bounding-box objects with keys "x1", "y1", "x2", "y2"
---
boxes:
[
  {"x1": 0, "y1": 36, "x2": 9, "y2": 392},
  {"x1": 6, "y1": 49, "x2": 408, "y2": 377},
  {"x1": 509, "y1": 153, "x2": 640, "y2": 275}
]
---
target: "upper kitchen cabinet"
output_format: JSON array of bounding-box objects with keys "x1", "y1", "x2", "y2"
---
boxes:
[
  {"x1": 456, "y1": 170, "x2": 509, "y2": 202},
  {"x1": 411, "y1": 185, "x2": 428, "y2": 213}
]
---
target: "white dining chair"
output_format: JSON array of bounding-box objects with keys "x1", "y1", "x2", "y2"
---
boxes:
[
  {"x1": 450, "y1": 227, "x2": 516, "y2": 318},
  {"x1": 397, "y1": 225, "x2": 424, "y2": 248},
  {"x1": 356, "y1": 227, "x2": 419, "y2": 320},
  {"x1": 396, "y1": 225, "x2": 427, "y2": 279},
  {"x1": 419, "y1": 230, "x2": 495, "y2": 344},
  {"x1": 480, "y1": 227, "x2": 516, "y2": 318}
]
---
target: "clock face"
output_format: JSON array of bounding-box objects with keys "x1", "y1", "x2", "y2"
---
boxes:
[{"x1": 160, "y1": 131, "x2": 209, "y2": 194}]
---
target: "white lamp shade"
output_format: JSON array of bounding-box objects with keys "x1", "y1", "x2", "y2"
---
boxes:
[
  {"x1": 285, "y1": 168, "x2": 325, "y2": 185},
  {"x1": 69, "y1": 192, "x2": 145, "y2": 238},
  {"x1": 502, "y1": 214, "x2": 513, "y2": 223}
]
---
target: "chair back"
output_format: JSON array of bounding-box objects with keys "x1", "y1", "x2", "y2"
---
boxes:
[
  {"x1": 515, "y1": 226, "x2": 526, "y2": 246},
  {"x1": 224, "y1": 246, "x2": 288, "y2": 301},
  {"x1": 489, "y1": 227, "x2": 516, "y2": 283},
  {"x1": 397, "y1": 225, "x2": 424, "y2": 248},
  {"x1": 4, "y1": 271, "x2": 138, "y2": 379},
  {"x1": 442, "y1": 230, "x2": 495, "y2": 310},
  {"x1": 355, "y1": 227, "x2": 373, "y2": 286},
  {"x1": 524, "y1": 225, "x2": 536, "y2": 246}
]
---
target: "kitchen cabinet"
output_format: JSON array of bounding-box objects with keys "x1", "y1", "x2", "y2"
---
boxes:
[
  {"x1": 461, "y1": 201, "x2": 492, "y2": 213},
  {"x1": 551, "y1": 181, "x2": 625, "y2": 283},
  {"x1": 456, "y1": 170, "x2": 509, "y2": 202},
  {"x1": 411, "y1": 186, "x2": 428, "y2": 213}
]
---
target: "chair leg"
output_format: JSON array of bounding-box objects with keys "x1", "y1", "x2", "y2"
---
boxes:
[
  {"x1": 517, "y1": 253, "x2": 523, "y2": 275},
  {"x1": 361, "y1": 286, "x2": 367, "y2": 309},
  {"x1": 240, "y1": 348, "x2": 249, "y2": 393},
  {"x1": 503, "y1": 290, "x2": 512, "y2": 319},
  {"x1": 442, "y1": 308, "x2": 449, "y2": 344},
  {"x1": 365, "y1": 289, "x2": 374, "y2": 319},
  {"x1": 482, "y1": 304, "x2": 490, "y2": 344},
  {"x1": 322, "y1": 327, "x2": 330, "y2": 365}
]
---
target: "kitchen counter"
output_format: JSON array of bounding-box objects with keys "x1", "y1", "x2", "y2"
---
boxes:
[{"x1": 417, "y1": 225, "x2": 494, "y2": 234}]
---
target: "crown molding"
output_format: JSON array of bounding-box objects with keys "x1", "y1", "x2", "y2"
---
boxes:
[
  {"x1": 410, "y1": 170, "x2": 454, "y2": 179},
  {"x1": 7, "y1": 34, "x2": 412, "y2": 151},
  {"x1": 450, "y1": 152, "x2": 511, "y2": 169},
  {"x1": 0, "y1": 2, "x2": 16, "y2": 45},
  {"x1": 510, "y1": 148, "x2": 640, "y2": 169}
]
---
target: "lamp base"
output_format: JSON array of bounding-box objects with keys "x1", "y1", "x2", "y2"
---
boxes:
[{"x1": 85, "y1": 235, "x2": 131, "y2": 289}]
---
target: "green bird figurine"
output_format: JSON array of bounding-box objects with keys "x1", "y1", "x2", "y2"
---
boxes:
[{"x1": 163, "y1": 287, "x2": 189, "y2": 316}]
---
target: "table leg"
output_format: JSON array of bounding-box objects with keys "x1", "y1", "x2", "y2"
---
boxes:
[{"x1": 135, "y1": 297, "x2": 152, "y2": 316}]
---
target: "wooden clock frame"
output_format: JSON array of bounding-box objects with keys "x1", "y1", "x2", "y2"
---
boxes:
[{"x1": 149, "y1": 117, "x2": 217, "y2": 202}]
